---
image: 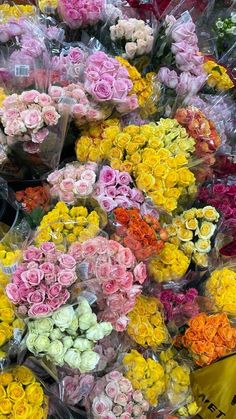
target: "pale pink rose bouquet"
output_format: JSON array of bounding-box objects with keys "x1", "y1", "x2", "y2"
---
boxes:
[
  {"x1": 68, "y1": 236, "x2": 147, "y2": 332},
  {"x1": 86, "y1": 370, "x2": 150, "y2": 418},
  {"x1": 57, "y1": 0, "x2": 105, "y2": 29},
  {"x1": 6, "y1": 242, "x2": 77, "y2": 318},
  {"x1": 92, "y1": 165, "x2": 144, "y2": 213},
  {"x1": 0, "y1": 90, "x2": 60, "y2": 154},
  {"x1": 60, "y1": 373, "x2": 95, "y2": 406},
  {"x1": 47, "y1": 162, "x2": 97, "y2": 204}
]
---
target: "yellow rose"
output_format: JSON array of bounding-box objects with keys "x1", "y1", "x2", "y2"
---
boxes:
[
  {"x1": 31, "y1": 405, "x2": 46, "y2": 419},
  {"x1": 0, "y1": 385, "x2": 5, "y2": 399},
  {"x1": 115, "y1": 133, "x2": 131, "y2": 149},
  {"x1": 177, "y1": 228, "x2": 193, "y2": 242},
  {"x1": 123, "y1": 125, "x2": 140, "y2": 136},
  {"x1": 136, "y1": 173, "x2": 155, "y2": 192},
  {"x1": 0, "y1": 308, "x2": 15, "y2": 323},
  {"x1": 0, "y1": 397, "x2": 12, "y2": 414},
  {"x1": 25, "y1": 382, "x2": 44, "y2": 406},
  {"x1": 12, "y1": 399, "x2": 32, "y2": 419},
  {"x1": 202, "y1": 206, "x2": 219, "y2": 222},
  {"x1": 0, "y1": 372, "x2": 13, "y2": 387},
  {"x1": 7, "y1": 382, "x2": 25, "y2": 401},
  {"x1": 177, "y1": 168, "x2": 195, "y2": 186},
  {"x1": 0, "y1": 329, "x2": 8, "y2": 347},
  {"x1": 130, "y1": 152, "x2": 142, "y2": 165},
  {"x1": 120, "y1": 161, "x2": 133, "y2": 173},
  {"x1": 14, "y1": 366, "x2": 35, "y2": 386},
  {"x1": 164, "y1": 197, "x2": 177, "y2": 212},
  {"x1": 164, "y1": 171, "x2": 179, "y2": 188},
  {"x1": 110, "y1": 158, "x2": 122, "y2": 170},
  {"x1": 125, "y1": 142, "x2": 140, "y2": 155},
  {"x1": 171, "y1": 366, "x2": 190, "y2": 386}
]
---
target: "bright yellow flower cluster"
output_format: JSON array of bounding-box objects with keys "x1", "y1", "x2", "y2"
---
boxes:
[
  {"x1": 166, "y1": 206, "x2": 219, "y2": 268},
  {"x1": 127, "y1": 295, "x2": 168, "y2": 347},
  {"x1": 0, "y1": 89, "x2": 6, "y2": 108},
  {"x1": 38, "y1": 0, "x2": 58, "y2": 12},
  {"x1": 0, "y1": 4, "x2": 35, "y2": 23},
  {"x1": 123, "y1": 350, "x2": 166, "y2": 406},
  {"x1": 115, "y1": 57, "x2": 156, "y2": 109},
  {"x1": 206, "y1": 267, "x2": 236, "y2": 316},
  {"x1": 0, "y1": 365, "x2": 48, "y2": 419},
  {"x1": 36, "y1": 201, "x2": 100, "y2": 246},
  {"x1": 0, "y1": 289, "x2": 24, "y2": 350},
  {"x1": 76, "y1": 120, "x2": 196, "y2": 212},
  {"x1": 0, "y1": 243, "x2": 21, "y2": 276},
  {"x1": 203, "y1": 60, "x2": 234, "y2": 90},
  {"x1": 148, "y1": 242, "x2": 190, "y2": 283}
]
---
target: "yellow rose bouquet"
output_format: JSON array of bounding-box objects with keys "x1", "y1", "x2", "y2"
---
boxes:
[
  {"x1": 127, "y1": 295, "x2": 169, "y2": 347},
  {"x1": 0, "y1": 4, "x2": 35, "y2": 23},
  {"x1": 35, "y1": 201, "x2": 100, "y2": 247},
  {"x1": 205, "y1": 267, "x2": 236, "y2": 317},
  {"x1": 0, "y1": 244, "x2": 21, "y2": 277},
  {"x1": 203, "y1": 60, "x2": 234, "y2": 91},
  {"x1": 166, "y1": 206, "x2": 220, "y2": 268},
  {"x1": 123, "y1": 350, "x2": 166, "y2": 407},
  {"x1": 160, "y1": 349, "x2": 200, "y2": 417},
  {"x1": 148, "y1": 242, "x2": 190, "y2": 283},
  {"x1": 0, "y1": 365, "x2": 48, "y2": 419}
]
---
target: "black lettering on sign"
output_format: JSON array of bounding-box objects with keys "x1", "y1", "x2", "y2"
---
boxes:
[
  {"x1": 216, "y1": 410, "x2": 226, "y2": 418},
  {"x1": 208, "y1": 403, "x2": 217, "y2": 412}
]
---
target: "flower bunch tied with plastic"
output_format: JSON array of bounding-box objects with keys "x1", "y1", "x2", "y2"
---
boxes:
[
  {"x1": 205, "y1": 266, "x2": 236, "y2": 317},
  {"x1": 26, "y1": 297, "x2": 112, "y2": 371},
  {"x1": 68, "y1": 236, "x2": 147, "y2": 332},
  {"x1": 214, "y1": 11, "x2": 236, "y2": 57}
]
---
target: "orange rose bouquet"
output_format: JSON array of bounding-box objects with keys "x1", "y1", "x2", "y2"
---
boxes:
[
  {"x1": 182, "y1": 312, "x2": 236, "y2": 366},
  {"x1": 0, "y1": 365, "x2": 48, "y2": 418},
  {"x1": 112, "y1": 208, "x2": 168, "y2": 260}
]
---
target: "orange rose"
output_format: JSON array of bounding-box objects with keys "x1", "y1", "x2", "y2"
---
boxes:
[
  {"x1": 189, "y1": 313, "x2": 207, "y2": 331},
  {"x1": 191, "y1": 340, "x2": 209, "y2": 355},
  {"x1": 218, "y1": 326, "x2": 236, "y2": 348},
  {"x1": 203, "y1": 325, "x2": 217, "y2": 342},
  {"x1": 184, "y1": 328, "x2": 202, "y2": 342}
]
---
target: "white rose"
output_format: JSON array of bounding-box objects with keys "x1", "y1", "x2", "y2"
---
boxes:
[
  {"x1": 79, "y1": 312, "x2": 97, "y2": 331},
  {"x1": 79, "y1": 350, "x2": 100, "y2": 373},
  {"x1": 47, "y1": 340, "x2": 65, "y2": 364},
  {"x1": 52, "y1": 306, "x2": 75, "y2": 330},
  {"x1": 64, "y1": 348, "x2": 81, "y2": 369},
  {"x1": 132, "y1": 30, "x2": 145, "y2": 41},
  {"x1": 33, "y1": 318, "x2": 54, "y2": 334},
  {"x1": 136, "y1": 39, "x2": 148, "y2": 55},
  {"x1": 73, "y1": 338, "x2": 93, "y2": 351},
  {"x1": 124, "y1": 21, "x2": 135, "y2": 40},
  {"x1": 110, "y1": 26, "x2": 117, "y2": 41},
  {"x1": 50, "y1": 328, "x2": 63, "y2": 340},
  {"x1": 115, "y1": 22, "x2": 125, "y2": 38},
  {"x1": 86, "y1": 325, "x2": 104, "y2": 342},
  {"x1": 34, "y1": 335, "x2": 50, "y2": 353},
  {"x1": 66, "y1": 315, "x2": 79, "y2": 336},
  {"x1": 99, "y1": 322, "x2": 113, "y2": 337},
  {"x1": 76, "y1": 298, "x2": 92, "y2": 316},
  {"x1": 26, "y1": 332, "x2": 38, "y2": 353},
  {"x1": 125, "y1": 42, "x2": 137, "y2": 59},
  {"x1": 63, "y1": 336, "x2": 74, "y2": 349},
  {"x1": 145, "y1": 35, "x2": 154, "y2": 53}
]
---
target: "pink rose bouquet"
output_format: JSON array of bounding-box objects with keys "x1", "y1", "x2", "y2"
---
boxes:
[
  {"x1": 87, "y1": 370, "x2": 150, "y2": 418},
  {"x1": 92, "y1": 165, "x2": 144, "y2": 212},
  {"x1": 68, "y1": 236, "x2": 147, "y2": 331},
  {"x1": 61, "y1": 373, "x2": 95, "y2": 406},
  {"x1": 6, "y1": 242, "x2": 77, "y2": 317},
  {"x1": 1, "y1": 90, "x2": 60, "y2": 154},
  {"x1": 58, "y1": 0, "x2": 105, "y2": 29},
  {"x1": 47, "y1": 161, "x2": 97, "y2": 204}
]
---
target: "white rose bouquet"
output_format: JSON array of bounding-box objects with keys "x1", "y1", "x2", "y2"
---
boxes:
[
  {"x1": 26, "y1": 297, "x2": 113, "y2": 371},
  {"x1": 110, "y1": 18, "x2": 154, "y2": 60}
]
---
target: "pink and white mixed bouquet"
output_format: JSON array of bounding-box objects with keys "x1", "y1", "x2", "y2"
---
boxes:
[
  {"x1": 6, "y1": 242, "x2": 77, "y2": 317},
  {"x1": 68, "y1": 236, "x2": 147, "y2": 331},
  {"x1": 92, "y1": 165, "x2": 144, "y2": 212},
  {"x1": 58, "y1": 0, "x2": 105, "y2": 29},
  {"x1": 110, "y1": 18, "x2": 154, "y2": 60},
  {"x1": 0, "y1": 90, "x2": 60, "y2": 154},
  {"x1": 88, "y1": 370, "x2": 150, "y2": 418},
  {"x1": 47, "y1": 161, "x2": 97, "y2": 204}
]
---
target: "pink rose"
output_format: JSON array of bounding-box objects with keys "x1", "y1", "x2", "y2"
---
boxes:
[
  {"x1": 102, "y1": 279, "x2": 119, "y2": 295},
  {"x1": 27, "y1": 262, "x2": 38, "y2": 270},
  {"x1": 68, "y1": 47, "x2": 84, "y2": 63},
  {"x1": 28, "y1": 303, "x2": 52, "y2": 317},
  {"x1": 48, "y1": 85, "x2": 63, "y2": 100},
  {"x1": 21, "y1": 269, "x2": 44, "y2": 286},
  {"x1": 111, "y1": 265, "x2": 127, "y2": 281},
  {"x1": 107, "y1": 294, "x2": 126, "y2": 312},
  {"x1": 60, "y1": 178, "x2": 75, "y2": 192},
  {"x1": 141, "y1": 400, "x2": 149, "y2": 411},
  {"x1": 6, "y1": 284, "x2": 20, "y2": 304},
  {"x1": 126, "y1": 285, "x2": 142, "y2": 300},
  {"x1": 73, "y1": 104, "x2": 87, "y2": 117},
  {"x1": 105, "y1": 382, "x2": 119, "y2": 399},
  {"x1": 131, "y1": 188, "x2": 144, "y2": 203},
  {"x1": 42, "y1": 106, "x2": 60, "y2": 126},
  {"x1": 158, "y1": 67, "x2": 178, "y2": 89},
  {"x1": 82, "y1": 241, "x2": 97, "y2": 258},
  {"x1": 44, "y1": 274, "x2": 56, "y2": 285},
  {"x1": 32, "y1": 127, "x2": 49, "y2": 143},
  {"x1": 132, "y1": 391, "x2": 143, "y2": 403},
  {"x1": 132, "y1": 405, "x2": 143, "y2": 416},
  {"x1": 115, "y1": 196, "x2": 132, "y2": 209},
  {"x1": 27, "y1": 290, "x2": 45, "y2": 304},
  {"x1": 59, "y1": 255, "x2": 76, "y2": 270},
  {"x1": 96, "y1": 263, "x2": 111, "y2": 279},
  {"x1": 24, "y1": 246, "x2": 43, "y2": 262},
  {"x1": 48, "y1": 283, "x2": 62, "y2": 299},
  {"x1": 81, "y1": 169, "x2": 96, "y2": 183},
  {"x1": 38, "y1": 93, "x2": 52, "y2": 107},
  {"x1": 92, "y1": 395, "x2": 112, "y2": 416},
  {"x1": 4, "y1": 119, "x2": 26, "y2": 136},
  {"x1": 18, "y1": 284, "x2": 31, "y2": 302},
  {"x1": 113, "y1": 79, "x2": 129, "y2": 100},
  {"x1": 104, "y1": 186, "x2": 117, "y2": 198},
  {"x1": 47, "y1": 171, "x2": 63, "y2": 185},
  {"x1": 107, "y1": 240, "x2": 121, "y2": 256},
  {"x1": 119, "y1": 273, "x2": 133, "y2": 291},
  {"x1": 21, "y1": 109, "x2": 43, "y2": 130},
  {"x1": 115, "y1": 315, "x2": 129, "y2": 332},
  {"x1": 119, "y1": 378, "x2": 133, "y2": 393},
  {"x1": 40, "y1": 242, "x2": 56, "y2": 253},
  {"x1": 57, "y1": 270, "x2": 76, "y2": 287},
  {"x1": 113, "y1": 406, "x2": 123, "y2": 416},
  {"x1": 91, "y1": 81, "x2": 113, "y2": 102},
  {"x1": 40, "y1": 262, "x2": 55, "y2": 274},
  {"x1": 69, "y1": 243, "x2": 82, "y2": 261},
  {"x1": 117, "y1": 185, "x2": 132, "y2": 197},
  {"x1": 107, "y1": 371, "x2": 122, "y2": 382},
  {"x1": 101, "y1": 413, "x2": 116, "y2": 419},
  {"x1": 116, "y1": 248, "x2": 135, "y2": 268},
  {"x1": 20, "y1": 90, "x2": 39, "y2": 103},
  {"x1": 59, "y1": 191, "x2": 75, "y2": 204},
  {"x1": 170, "y1": 20, "x2": 197, "y2": 45},
  {"x1": 133, "y1": 262, "x2": 147, "y2": 284},
  {"x1": 74, "y1": 180, "x2": 91, "y2": 196},
  {"x1": 114, "y1": 392, "x2": 128, "y2": 407},
  {"x1": 88, "y1": 52, "x2": 108, "y2": 66},
  {"x1": 98, "y1": 195, "x2": 116, "y2": 212},
  {"x1": 117, "y1": 171, "x2": 132, "y2": 185},
  {"x1": 116, "y1": 94, "x2": 138, "y2": 113}
]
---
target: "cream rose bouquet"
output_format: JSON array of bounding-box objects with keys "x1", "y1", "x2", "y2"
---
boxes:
[{"x1": 26, "y1": 297, "x2": 113, "y2": 371}]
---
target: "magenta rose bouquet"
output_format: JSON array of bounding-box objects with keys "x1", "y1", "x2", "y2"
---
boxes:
[
  {"x1": 198, "y1": 182, "x2": 236, "y2": 221},
  {"x1": 57, "y1": 0, "x2": 105, "y2": 29},
  {"x1": 1, "y1": 90, "x2": 60, "y2": 154},
  {"x1": 6, "y1": 242, "x2": 77, "y2": 317},
  {"x1": 87, "y1": 370, "x2": 150, "y2": 418},
  {"x1": 158, "y1": 288, "x2": 200, "y2": 324},
  {"x1": 92, "y1": 165, "x2": 144, "y2": 212},
  {"x1": 68, "y1": 236, "x2": 147, "y2": 331},
  {"x1": 47, "y1": 161, "x2": 97, "y2": 204}
]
